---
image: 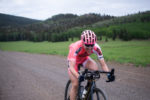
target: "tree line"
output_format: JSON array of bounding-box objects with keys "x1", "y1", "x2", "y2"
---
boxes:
[
  {"x1": 0, "y1": 13, "x2": 114, "y2": 41},
  {"x1": 0, "y1": 11, "x2": 150, "y2": 42}
]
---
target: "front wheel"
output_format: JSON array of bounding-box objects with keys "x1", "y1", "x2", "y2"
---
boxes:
[
  {"x1": 89, "y1": 88, "x2": 108, "y2": 100},
  {"x1": 64, "y1": 80, "x2": 71, "y2": 100},
  {"x1": 64, "y1": 80, "x2": 83, "y2": 100}
]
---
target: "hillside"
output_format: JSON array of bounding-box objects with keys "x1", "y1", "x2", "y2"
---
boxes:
[
  {"x1": 63, "y1": 11, "x2": 150, "y2": 41},
  {"x1": 0, "y1": 13, "x2": 41, "y2": 28},
  {"x1": 0, "y1": 11, "x2": 150, "y2": 42},
  {"x1": 93, "y1": 11, "x2": 150, "y2": 27},
  {"x1": 0, "y1": 13, "x2": 114, "y2": 41},
  {"x1": 90, "y1": 11, "x2": 150, "y2": 40},
  {"x1": 43, "y1": 13, "x2": 114, "y2": 33}
]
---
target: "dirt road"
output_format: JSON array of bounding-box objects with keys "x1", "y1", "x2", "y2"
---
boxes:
[{"x1": 0, "y1": 51, "x2": 150, "y2": 100}]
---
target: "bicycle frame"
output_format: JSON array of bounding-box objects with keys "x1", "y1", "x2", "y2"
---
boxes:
[
  {"x1": 90, "y1": 81, "x2": 96, "y2": 100},
  {"x1": 78, "y1": 80, "x2": 97, "y2": 100},
  {"x1": 66, "y1": 67, "x2": 114, "y2": 100}
]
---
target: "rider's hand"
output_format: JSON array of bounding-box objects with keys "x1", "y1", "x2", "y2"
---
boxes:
[
  {"x1": 106, "y1": 73, "x2": 115, "y2": 82},
  {"x1": 78, "y1": 75, "x2": 84, "y2": 82}
]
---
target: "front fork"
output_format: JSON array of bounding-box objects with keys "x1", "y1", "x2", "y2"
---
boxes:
[{"x1": 88, "y1": 81, "x2": 96, "y2": 100}]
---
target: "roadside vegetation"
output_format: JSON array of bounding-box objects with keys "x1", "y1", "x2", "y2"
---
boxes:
[
  {"x1": 0, "y1": 11, "x2": 150, "y2": 67},
  {"x1": 1, "y1": 11, "x2": 150, "y2": 42},
  {"x1": 0, "y1": 38, "x2": 149, "y2": 67}
]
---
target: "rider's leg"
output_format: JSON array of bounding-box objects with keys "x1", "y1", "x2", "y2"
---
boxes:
[
  {"x1": 68, "y1": 69, "x2": 78, "y2": 100},
  {"x1": 83, "y1": 57, "x2": 98, "y2": 71}
]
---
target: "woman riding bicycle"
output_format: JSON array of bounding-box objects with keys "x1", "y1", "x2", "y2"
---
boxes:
[{"x1": 67, "y1": 30, "x2": 114, "y2": 100}]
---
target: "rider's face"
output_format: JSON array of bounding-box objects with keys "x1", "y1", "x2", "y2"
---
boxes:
[{"x1": 83, "y1": 44, "x2": 94, "y2": 54}]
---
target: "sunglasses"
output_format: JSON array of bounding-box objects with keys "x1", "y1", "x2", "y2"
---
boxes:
[{"x1": 84, "y1": 44, "x2": 95, "y2": 47}]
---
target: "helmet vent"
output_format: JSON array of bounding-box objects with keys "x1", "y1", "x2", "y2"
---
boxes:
[
  {"x1": 81, "y1": 30, "x2": 96, "y2": 45},
  {"x1": 89, "y1": 31, "x2": 91, "y2": 36}
]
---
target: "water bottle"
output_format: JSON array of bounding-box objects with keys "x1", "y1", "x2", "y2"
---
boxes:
[
  {"x1": 82, "y1": 88, "x2": 87, "y2": 98},
  {"x1": 80, "y1": 86, "x2": 84, "y2": 99}
]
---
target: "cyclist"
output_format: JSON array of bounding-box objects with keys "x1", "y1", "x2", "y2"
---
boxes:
[{"x1": 67, "y1": 30, "x2": 115, "y2": 100}]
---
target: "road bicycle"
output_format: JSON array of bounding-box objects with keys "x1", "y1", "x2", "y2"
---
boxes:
[{"x1": 64, "y1": 66, "x2": 115, "y2": 100}]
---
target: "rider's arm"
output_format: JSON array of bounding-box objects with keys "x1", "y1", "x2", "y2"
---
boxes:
[
  {"x1": 98, "y1": 58, "x2": 109, "y2": 72},
  {"x1": 93, "y1": 43, "x2": 109, "y2": 72},
  {"x1": 69, "y1": 60, "x2": 79, "y2": 78},
  {"x1": 68, "y1": 42, "x2": 82, "y2": 79}
]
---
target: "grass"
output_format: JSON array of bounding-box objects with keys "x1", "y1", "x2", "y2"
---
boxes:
[
  {"x1": 0, "y1": 41, "x2": 71, "y2": 56},
  {"x1": 0, "y1": 39, "x2": 150, "y2": 67},
  {"x1": 98, "y1": 39, "x2": 150, "y2": 67}
]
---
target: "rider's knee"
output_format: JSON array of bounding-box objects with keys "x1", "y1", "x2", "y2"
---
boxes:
[
  {"x1": 93, "y1": 64, "x2": 98, "y2": 70},
  {"x1": 91, "y1": 60, "x2": 98, "y2": 70},
  {"x1": 72, "y1": 81, "x2": 79, "y2": 89}
]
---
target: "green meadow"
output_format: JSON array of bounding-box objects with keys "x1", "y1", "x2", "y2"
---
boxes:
[{"x1": 0, "y1": 39, "x2": 150, "y2": 67}]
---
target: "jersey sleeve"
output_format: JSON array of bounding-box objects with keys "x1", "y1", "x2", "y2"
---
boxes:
[
  {"x1": 67, "y1": 45, "x2": 76, "y2": 61},
  {"x1": 93, "y1": 43, "x2": 104, "y2": 59},
  {"x1": 67, "y1": 43, "x2": 82, "y2": 61}
]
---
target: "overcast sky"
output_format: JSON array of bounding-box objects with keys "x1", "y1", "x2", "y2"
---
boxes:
[{"x1": 0, "y1": 0, "x2": 150, "y2": 20}]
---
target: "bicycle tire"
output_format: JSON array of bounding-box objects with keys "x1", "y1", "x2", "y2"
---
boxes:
[
  {"x1": 88, "y1": 88, "x2": 107, "y2": 100},
  {"x1": 64, "y1": 80, "x2": 84, "y2": 100},
  {"x1": 64, "y1": 80, "x2": 71, "y2": 100}
]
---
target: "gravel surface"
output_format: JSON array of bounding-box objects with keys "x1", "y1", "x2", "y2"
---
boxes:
[{"x1": 0, "y1": 51, "x2": 150, "y2": 100}]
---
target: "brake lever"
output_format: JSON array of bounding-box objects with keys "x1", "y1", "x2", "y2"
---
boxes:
[
  {"x1": 106, "y1": 68, "x2": 115, "y2": 82},
  {"x1": 110, "y1": 68, "x2": 115, "y2": 75}
]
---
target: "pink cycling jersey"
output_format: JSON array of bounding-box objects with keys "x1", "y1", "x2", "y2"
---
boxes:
[{"x1": 67, "y1": 40, "x2": 103, "y2": 72}]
